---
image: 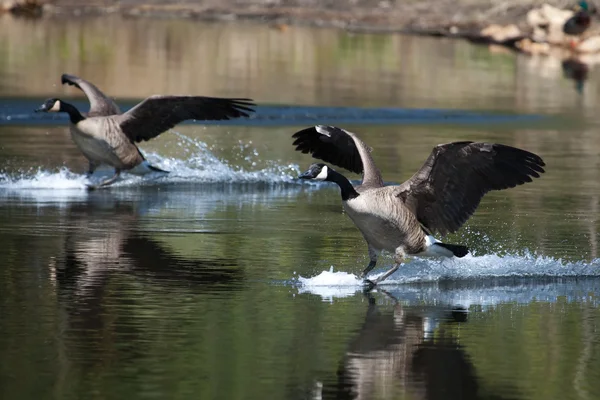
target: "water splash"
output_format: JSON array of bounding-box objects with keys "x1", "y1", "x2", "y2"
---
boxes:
[
  {"x1": 296, "y1": 267, "x2": 363, "y2": 300},
  {"x1": 0, "y1": 135, "x2": 302, "y2": 192},
  {"x1": 296, "y1": 252, "x2": 600, "y2": 302},
  {"x1": 0, "y1": 167, "x2": 89, "y2": 190}
]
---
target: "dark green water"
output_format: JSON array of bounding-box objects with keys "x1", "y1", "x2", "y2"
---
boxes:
[{"x1": 1, "y1": 16, "x2": 600, "y2": 400}]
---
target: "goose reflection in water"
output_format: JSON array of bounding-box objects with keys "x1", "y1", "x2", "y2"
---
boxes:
[
  {"x1": 49, "y1": 196, "x2": 243, "y2": 364},
  {"x1": 55, "y1": 197, "x2": 242, "y2": 297},
  {"x1": 316, "y1": 291, "x2": 520, "y2": 400}
]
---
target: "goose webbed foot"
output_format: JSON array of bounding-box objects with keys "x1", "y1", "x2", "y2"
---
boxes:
[
  {"x1": 373, "y1": 264, "x2": 401, "y2": 284},
  {"x1": 86, "y1": 169, "x2": 121, "y2": 191},
  {"x1": 362, "y1": 260, "x2": 402, "y2": 289}
]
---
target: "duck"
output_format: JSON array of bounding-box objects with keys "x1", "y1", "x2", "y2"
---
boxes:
[
  {"x1": 563, "y1": 1, "x2": 596, "y2": 47},
  {"x1": 35, "y1": 79, "x2": 256, "y2": 189},
  {"x1": 293, "y1": 125, "x2": 545, "y2": 287}
]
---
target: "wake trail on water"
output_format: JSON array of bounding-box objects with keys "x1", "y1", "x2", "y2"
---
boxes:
[
  {"x1": 0, "y1": 134, "x2": 304, "y2": 193},
  {"x1": 295, "y1": 251, "x2": 600, "y2": 302}
]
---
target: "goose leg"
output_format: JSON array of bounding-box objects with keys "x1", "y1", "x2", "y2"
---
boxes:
[
  {"x1": 86, "y1": 160, "x2": 99, "y2": 176},
  {"x1": 86, "y1": 169, "x2": 121, "y2": 190},
  {"x1": 364, "y1": 251, "x2": 404, "y2": 289},
  {"x1": 370, "y1": 262, "x2": 401, "y2": 285},
  {"x1": 360, "y1": 245, "x2": 379, "y2": 278}
]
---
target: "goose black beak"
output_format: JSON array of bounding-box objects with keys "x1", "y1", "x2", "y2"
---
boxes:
[
  {"x1": 34, "y1": 105, "x2": 47, "y2": 113},
  {"x1": 298, "y1": 163, "x2": 328, "y2": 180},
  {"x1": 298, "y1": 170, "x2": 313, "y2": 179}
]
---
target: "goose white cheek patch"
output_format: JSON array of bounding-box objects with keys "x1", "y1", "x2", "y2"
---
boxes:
[{"x1": 315, "y1": 166, "x2": 328, "y2": 180}]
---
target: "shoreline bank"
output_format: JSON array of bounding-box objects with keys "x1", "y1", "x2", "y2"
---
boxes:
[{"x1": 2, "y1": 1, "x2": 575, "y2": 38}]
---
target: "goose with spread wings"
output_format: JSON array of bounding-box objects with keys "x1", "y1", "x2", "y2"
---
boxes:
[
  {"x1": 36, "y1": 74, "x2": 256, "y2": 189},
  {"x1": 294, "y1": 125, "x2": 545, "y2": 287}
]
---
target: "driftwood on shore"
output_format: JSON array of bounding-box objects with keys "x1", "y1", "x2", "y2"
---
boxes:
[{"x1": 0, "y1": 0, "x2": 578, "y2": 31}]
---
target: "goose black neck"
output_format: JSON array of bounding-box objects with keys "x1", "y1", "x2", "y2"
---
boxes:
[
  {"x1": 328, "y1": 169, "x2": 359, "y2": 201},
  {"x1": 60, "y1": 102, "x2": 85, "y2": 124}
]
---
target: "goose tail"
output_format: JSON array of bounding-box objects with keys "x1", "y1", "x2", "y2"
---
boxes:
[
  {"x1": 419, "y1": 235, "x2": 469, "y2": 258},
  {"x1": 435, "y1": 242, "x2": 469, "y2": 258},
  {"x1": 147, "y1": 163, "x2": 169, "y2": 173},
  {"x1": 129, "y1": 160, "x2": 169, "y2": 175}
]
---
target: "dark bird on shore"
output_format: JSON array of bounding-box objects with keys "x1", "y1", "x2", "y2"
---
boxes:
[
  {"x1": 35, "y1": 74, "x2": 256, "y2": 190},
  {"x1": 293, "y1": 125, "x2": 545, "y2": 288},
  {"x1": 563, "y1": 1, "x2": 596, "y2": 46}
]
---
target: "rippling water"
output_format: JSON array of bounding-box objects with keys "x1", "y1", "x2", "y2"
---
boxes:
[{"x1": 1, "y1": 15, "x2": 600, "y2": 400}]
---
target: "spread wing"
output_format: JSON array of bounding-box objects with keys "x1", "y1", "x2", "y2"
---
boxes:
[
  {"x1": 61, "y1": 73, "x2": 121, "y2": 117},
  {"x1": 116, "y1": 95, "x2": 256, "y2": 143},
  {"x1": 395, "y1": 141, "x2": 545, "y2": 236},
  {"x1": 292, "y1": 125, "x2": 384, "y2": 187}
]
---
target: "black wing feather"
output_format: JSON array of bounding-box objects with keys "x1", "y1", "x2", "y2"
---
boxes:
[
  {"x1": 118, "y1": 95, "x2": 256, "y2": 143},
  {"x1": 61, "y1": 73, "x2": 121, "y2": 117},
  {"x1": 291, "y1": 126, "x2": 363, "y2": 174},
  {"x1": 396, "y1": 142, "x2": 545, "y2": 235}
]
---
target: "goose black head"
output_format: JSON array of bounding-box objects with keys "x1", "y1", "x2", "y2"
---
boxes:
[
  {"x1": 298, "y1": 162, "x2": 358, "y2": 200},
  {"x1": 35, "y1": 98, "x2": 62, "y2": 113},
  {"x1": 35, "y1": 98, "x2": 84, "y2": 124},
  {"x1": 298, "y1": 163, "x2": 331, "y2": 181}
]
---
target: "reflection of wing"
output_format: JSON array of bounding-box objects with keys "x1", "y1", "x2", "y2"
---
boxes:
[
  {"x1": 122, "y1": 236, "x2": 242, "y2": 286},
  {"x1": 57, "y1": 200, "x2": 242, "y2": 294}
]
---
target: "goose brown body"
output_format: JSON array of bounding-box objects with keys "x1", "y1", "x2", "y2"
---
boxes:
[
  {"x1": 69, "y1": 117, "x2": 144, "y2": 170},
  {"x1": 344, "y1": 188, "x2": 426, "y2": 256}
]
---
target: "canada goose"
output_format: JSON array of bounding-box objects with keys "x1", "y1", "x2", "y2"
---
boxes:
[
  {"x1": 35, "y1": 84, "x2": 256, "y2": 189},
  {"x1": 294, "y1": 125, "x2": 545, "y2": 287}
]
